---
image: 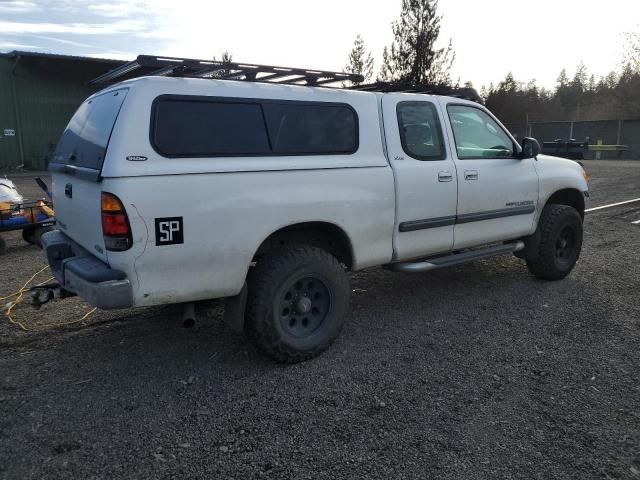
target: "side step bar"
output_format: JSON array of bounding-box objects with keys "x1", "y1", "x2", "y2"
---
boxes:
[{"x1": 385, "y1": 241, "x2": 525, "y2": 273}]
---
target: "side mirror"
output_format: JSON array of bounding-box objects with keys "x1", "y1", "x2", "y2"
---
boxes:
[{"x1": 520, "y1": 137, "x2": 541, "y2": 159}]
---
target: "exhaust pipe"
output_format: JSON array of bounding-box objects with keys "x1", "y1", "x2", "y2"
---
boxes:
[{"x1": 182, "y1": 302, "x2": 196, "y2": 328}]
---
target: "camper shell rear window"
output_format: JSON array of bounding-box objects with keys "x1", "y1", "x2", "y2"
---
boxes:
[
  {"x1": 150, "y1": 95, "x2": 359, "y2": 157},
  {"x1": 51, "y1": 88, "x2": 128, "y2": 174}
]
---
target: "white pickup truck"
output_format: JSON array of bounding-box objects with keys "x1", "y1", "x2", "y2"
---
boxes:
[{"x1": 40, "y1": 64, "x2": 589, "y2": 362}]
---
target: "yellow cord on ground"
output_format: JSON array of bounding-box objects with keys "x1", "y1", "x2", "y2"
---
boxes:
[
  {"x1": 3, "y1": 266, "x2": 97, "y2": 332},
  {"x1": 0, "y1": 266, "x2": 49, "y2": 302}
]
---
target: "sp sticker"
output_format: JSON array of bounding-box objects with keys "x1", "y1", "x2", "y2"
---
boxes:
[{"x1": 155, "y1": 217, "x2": 184, "y2": 246}]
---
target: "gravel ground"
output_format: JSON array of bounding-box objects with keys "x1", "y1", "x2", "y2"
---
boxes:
[{"x1": 0, "y1": 161, "x2": 639, "y2": 480}]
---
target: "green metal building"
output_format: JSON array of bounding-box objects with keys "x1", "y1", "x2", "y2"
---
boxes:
[{"x1": 0, "y1": 51, "x2": 124, "y2": 170}]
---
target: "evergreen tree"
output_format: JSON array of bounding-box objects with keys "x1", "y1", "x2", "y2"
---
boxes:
[
  {"x1": 556, "y1": 69, "x2": 569, "y2": 91},
  {"x1": 571, "y1": 62, "x2": 588, "y2": 90},
  {"x1": 344, "y1": 34, "x2": 374, "y2": 85},
  {"x1": 483, "y1": 66, "x2": 640, "y2": 124},
  {"x1": 211, "y1": 51, "x2": 233, "y2": 78},
  {"x1": 379, "y1": 0, "x2": 454, "y2": 85},
  {"x1": 378, "y1": 46, "x2": 394, "y2": 81},
  {"x1": 623, "y1": 31, "x2": 640, "y2": 72}
]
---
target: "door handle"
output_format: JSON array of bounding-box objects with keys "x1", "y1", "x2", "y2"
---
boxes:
[
  {"x1": 64, "y1": 183, "x2": 73, "y2": 198},
  {"x1": 464, "y1": 170, "x2": 479, "y2": 181},
  {"x1": 438, "y1": 171, "x2": 453, "y2": 182}
]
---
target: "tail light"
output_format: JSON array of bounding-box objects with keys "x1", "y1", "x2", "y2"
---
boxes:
[{"x1": 101, "y1": 192, "x2": 132, "y2": 251}]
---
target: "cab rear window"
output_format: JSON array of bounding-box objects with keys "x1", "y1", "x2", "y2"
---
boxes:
[
  {"x1": 151, "y1": 95, "x2": 358, "y2": 157},
  {"x1": 52, "y1": 89, "x2": 128, "y2": 171}
]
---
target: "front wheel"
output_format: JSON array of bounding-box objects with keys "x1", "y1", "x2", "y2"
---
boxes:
[
  {"x1": 526, "y1": 204, "x2": 583, "y2": 280},
  {"x1": 245, "y1": 246, "x2": 350, "y2": 363}
]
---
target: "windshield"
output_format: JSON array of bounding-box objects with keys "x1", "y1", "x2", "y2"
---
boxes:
[{"x1": 52, "y1": 88, "x2": 128, "y2": 171}]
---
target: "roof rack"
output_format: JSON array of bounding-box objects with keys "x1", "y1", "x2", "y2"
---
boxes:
[
  {"x1": 88, "y1": 54, "x2": 481, "y2": 102},
  {"x1": 89, "y1": 54, "x2": 364, "y2": 87},
  {"x1": 351, "y1": 81, "x2": 482, "y2": 102}
]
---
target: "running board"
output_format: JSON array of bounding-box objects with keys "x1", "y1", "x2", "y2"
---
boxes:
[{"x1": 385, "y1": 241, "x2": 525, "y2": 273}]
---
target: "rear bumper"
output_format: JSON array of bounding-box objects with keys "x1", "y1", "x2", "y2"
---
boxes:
[{"x1": 40, "y1": 230, "x2": 133, "y2": 309}]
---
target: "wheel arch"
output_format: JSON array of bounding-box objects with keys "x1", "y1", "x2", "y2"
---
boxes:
[
  {"x1": 517, "y1": 188, "x2": 585, "y2": 262},
  {"x1": 543, "y1": 188, "x2": 585, "y2": 219},
  {"x1": 225, "y1": 222, "x2": 354, "y2": 336},
  {"x1": 253, "y1": 221, "x2": 355, "y2": 269}
]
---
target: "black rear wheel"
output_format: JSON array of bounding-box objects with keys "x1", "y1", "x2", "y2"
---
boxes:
[
  {"x1": 245, "y1": 246, "x2": 350, "y2": 363},
  {"x1": 526, "y1": 204, "x2": 583, "y2": 280},
  {"x1": 22, "y1": 226, "x2": 51, "y2": 248},
  {"x1": 22, "y1": 227, "x2": 36, "y2": 245}
]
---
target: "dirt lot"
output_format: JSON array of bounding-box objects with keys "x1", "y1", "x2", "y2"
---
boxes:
[{"x1": 1, "y1": 161, "x2": 639, "y2": 480}]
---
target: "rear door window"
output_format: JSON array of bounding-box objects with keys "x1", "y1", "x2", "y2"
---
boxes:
[
  {"x1": 396, "y1": 102, "x2": 446, "y2": 160},
  {"x1": 52, "y1": 89, "x2": 128, "y2": 170}
]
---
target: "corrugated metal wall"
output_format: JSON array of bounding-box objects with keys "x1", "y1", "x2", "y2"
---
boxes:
[
  {"x1": 0, "y1": 54, "x2": 122, "y2": 170},
  {"x1": 0, "y1": 59, "x2": 21, "y2": 169}
]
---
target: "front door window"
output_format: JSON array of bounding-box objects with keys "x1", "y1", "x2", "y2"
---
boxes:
[{"x1": 447, "y1": 105, "x2": 515, "y2": 159}]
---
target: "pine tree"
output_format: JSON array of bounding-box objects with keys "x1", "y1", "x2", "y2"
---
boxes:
[
  {"x1": 344, "y1": 34, "x2": 374, "y2": 85},
  {"x1": 623, "y1": 31, "x2": 640, "y2": 72},
  {"x1": 212, "y1": 51, "x2": 233, "y2": 78},
  {"x1": 556, "y1": 69, "x2": 569, "y2": 91},
  {"x1": 379, "y1": 0, "x2": 454, "y2": 85},
  {"x1": 571, "y1": 62, "x2": 588, "y2": 90},
  {"x1": 378, "y1": 46, "x2": 395, "y2": 81}
]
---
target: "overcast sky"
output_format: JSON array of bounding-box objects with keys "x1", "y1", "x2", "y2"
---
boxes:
[{"x1": 0, "y1": 0, "x2": 638, "y2": 88}]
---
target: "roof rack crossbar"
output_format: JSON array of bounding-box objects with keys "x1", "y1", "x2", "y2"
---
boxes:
[
  {"x1": 252, "y1": 72, "x2": 294, "y2": 82},
  {"x1": 147, "y1": 65, "x2": 182, "y2": 77},
  {"x1": 315, "y1": 77, "x2": 350, "y2": 86},
  {"x1": 278, "y1": 75, "x2": 310, "y2": 84},
  {"x1": 89, "y1": 60, "x2": 142, "y2": 85}
]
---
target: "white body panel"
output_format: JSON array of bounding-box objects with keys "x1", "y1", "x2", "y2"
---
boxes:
[
  {"x1": 48, "y1": 76, "x2": 589, "y2": 309},
  {"x1": 533, "y1": 154, "x2": 589, "y2": 222},
  {"x1": 437, "y1": 97, "x2": 540, "y2": 249},
  {"x1": 451, "y1": 156, "x2": 538, "y2": 249},
  {"x1": 105, "y1": 168, "x2": 395, "y2": 306},
  {"x1": 381, "y1": 93, "x2": 458, "y2": 260},
  {"x1": 52, "y1": 173, "x2": 107, "y2": 261},
  {"x1": 103, "y1": 78, "x2": 394, "y2": 306}
]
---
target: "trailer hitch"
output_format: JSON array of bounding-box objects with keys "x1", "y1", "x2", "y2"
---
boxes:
[{"x1": 29, "y1": 283, "x2": 76, "y2": 309}]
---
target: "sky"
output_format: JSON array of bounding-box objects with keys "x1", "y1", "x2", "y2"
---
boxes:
[{"x1": 0, "y1": 0, "x2": 638, "y2": 89}]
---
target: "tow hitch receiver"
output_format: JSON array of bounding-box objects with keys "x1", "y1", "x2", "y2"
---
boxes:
[{"x1": 29, "y1": 284, "x2": 76, "y2": 309}]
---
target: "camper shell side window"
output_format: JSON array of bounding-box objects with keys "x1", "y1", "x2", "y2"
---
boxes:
[{"x1": 150, "y1": 95, "x2": 359, "y2": 158}]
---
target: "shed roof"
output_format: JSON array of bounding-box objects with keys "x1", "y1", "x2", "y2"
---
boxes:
[{"x1": 0, "y1": 50, "x2": 127, "y2": 66}]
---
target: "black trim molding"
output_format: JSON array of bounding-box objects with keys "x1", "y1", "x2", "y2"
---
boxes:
[
  {"x1": 399, "y1": 215, "x2": 456, "y2": 232},
  {"x1": 399, "y1": 205, "x2": 535, "y2": 232},
  {"x1": 456, "y1": 205, "x2": 535, "y2": 224}
]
